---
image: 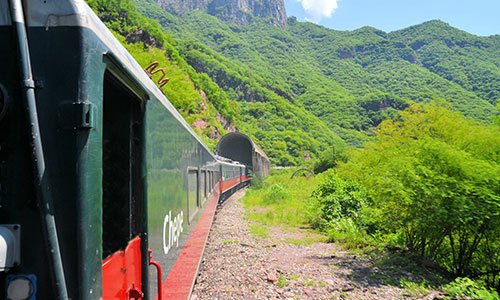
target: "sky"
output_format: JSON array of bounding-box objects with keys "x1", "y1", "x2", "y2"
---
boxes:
[{"x1": 284, "y1": 0, "x2": 500, "y2": 36}]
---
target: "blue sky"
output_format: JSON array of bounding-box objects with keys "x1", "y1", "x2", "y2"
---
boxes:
[{"x1": 284, "y1": 0, "x2": 500, "y2": 36}]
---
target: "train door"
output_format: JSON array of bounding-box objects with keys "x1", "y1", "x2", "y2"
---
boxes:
[{"x1": 101, "y1": 70, "x2": 147, "y2": 299}]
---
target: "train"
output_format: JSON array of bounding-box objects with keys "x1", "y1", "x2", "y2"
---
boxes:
[{"x1": 0, "y1": 0, "x2": 259, "y2": 299}]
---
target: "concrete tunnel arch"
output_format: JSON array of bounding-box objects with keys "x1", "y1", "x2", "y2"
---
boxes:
[{"x1": 216, "y1": 132, "x2": 270, "y2": 177}]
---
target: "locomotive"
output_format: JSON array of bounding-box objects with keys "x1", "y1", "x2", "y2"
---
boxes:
[{"x1": 0, "y1": 0, "x2": 252, "y2": 299}]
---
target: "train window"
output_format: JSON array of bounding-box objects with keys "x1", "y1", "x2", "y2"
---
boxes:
[
  {"x1": 202, "y1": 170, "x2": 207, "y2": 199},
  {"x1": 187, "y1": 169, "x2": 199, "y2": 223},
  {"x1": 209, "y1": 171, "x2": 212, "y2": 190},
  {"x1": 214, "y1": 171, "x2": 216, "y2": 186},
  {"x1": 207, "y1": 171, "x2": 210, "y2": 193},
  {"x1": 209, "y1": 171, "x2": 212, "y2": 192},
  {"x1": 200, "y1": 170, "x2": 206, "y2": 203},
  {"x1": 102, "y1": 71, "x2": 145, "y2": 258}
]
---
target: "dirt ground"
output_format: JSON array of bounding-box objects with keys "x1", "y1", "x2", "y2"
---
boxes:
[{"x1": 191, "y1": 189, "x2": 445, "y2": 300}]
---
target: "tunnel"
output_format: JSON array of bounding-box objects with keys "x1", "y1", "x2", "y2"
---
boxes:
[{"x1": 216, "y1": 132, "x2": 270, "y2": 177}]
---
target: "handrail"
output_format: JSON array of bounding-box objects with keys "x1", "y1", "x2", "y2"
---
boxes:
[
  {"x1": 149, "y1": 248, "x2": 163, "y2": 300},
  {"x1": 8, "y1": 0, "x2": 68, "y2": 299}
]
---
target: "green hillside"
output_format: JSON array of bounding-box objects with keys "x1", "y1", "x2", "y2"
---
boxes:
[
  {"x1": 87, "y1": 0, "x2": 499, "y2": 166},
  {"x1": 135, "y1": 2, "x2": 497, "y2": 142},
  {"x1": 88, "y1": 0, "x2": 346, "y2": 166}
]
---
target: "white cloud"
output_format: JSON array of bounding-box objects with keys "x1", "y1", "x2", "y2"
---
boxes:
[{"x1": 297, "y1": 0, "x2": 339, "y2": 23}]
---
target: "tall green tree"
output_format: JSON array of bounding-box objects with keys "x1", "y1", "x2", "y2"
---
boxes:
[{"x1": 340, "y1": 104, "x2": 499, "y2": 286}]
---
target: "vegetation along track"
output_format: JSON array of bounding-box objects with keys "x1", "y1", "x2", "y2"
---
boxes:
[{"x1": 191, "y1": 189, "x2": 446, "y2": 300}]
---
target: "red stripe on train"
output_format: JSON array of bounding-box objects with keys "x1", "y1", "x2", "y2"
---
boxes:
[
  {"x1": 159, "y1": 185, "x2": 220, "y2": 299},
  {"x1": 220, "y1": 175, "x2": 250, "y2": 193}
]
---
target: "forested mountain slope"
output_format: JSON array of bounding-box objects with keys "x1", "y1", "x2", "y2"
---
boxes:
[
  {"x1": 136, "y1": 1, "x2": 498, "y2": 146},
  {"x1": 88, "y1": 0, "x2": 346, "y2": 166},
  {"x1": 88, "y1": 0, "x2": 499, "y2": 165}
]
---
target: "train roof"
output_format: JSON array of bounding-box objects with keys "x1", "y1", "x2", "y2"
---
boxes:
[
  {"x1": 0, "y1": 0, "x2": 214, "y2": 156},
  {"x1": 215, "y1": 155, "x2": 245, "y2": 167}
]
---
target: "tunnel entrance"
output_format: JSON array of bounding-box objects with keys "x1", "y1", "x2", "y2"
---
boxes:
[
  {"x1": 216, "y1": 133, "x2": 253, "y2": 169},
  {"x1": 216, "y1": 132, "x2": 270, "y2": 177}
]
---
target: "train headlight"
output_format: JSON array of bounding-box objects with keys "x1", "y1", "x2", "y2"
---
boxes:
[
  {"x1": 6, "y1": 274, "x2": 37, "y2": 300},
  {"x1": 0, "y1": 225, "x2": 20, "y2": 272}
]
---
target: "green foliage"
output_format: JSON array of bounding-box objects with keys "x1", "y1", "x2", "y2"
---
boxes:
[
  {"x1": 248, "y1": 224, "x2": 270, "y2": 238},
  {"x1": 135, "y1": 2, "x2": 498, "y2": 164},
  {"x1": 309, "y1": 171, "x2": 370, "y2": 230},
  {"x1": 400, "y1": 279, "x2": 429, "y2": 298},
  {"x1": 262, "y1": 184, "x2": 289, "y2": 205},
  {"x1": 359, "y1": 92, "x2": 409, "y2": 127},
  {"x1": 442, "y1": 278, "x2": 500, "y2": 300},
  {"x1": 325, "y1": 218, "x2": 371, "y2": 250},
  {"x1": 87, "y1": 0, "x2": 172, "y2": 47},
  {"x1": 331, "y1": 104, "x2": 500, "y2": 288},
  {"x1": 313, "y1": 147, "x2": 348, "y2": 174},
  {"x1": 92, "y1": 0, "x2": 499, "y2": 167},
  {"x1": 243, "y1": 169, "x2": 324, "y2": 228},
  {"x1": 276, "y1": 275, "x2": 287, "y2": 288}
]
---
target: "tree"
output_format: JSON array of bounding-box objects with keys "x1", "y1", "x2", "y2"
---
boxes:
[{"x1": 339, "y1": 104, "x2": 499, "y2": 285}]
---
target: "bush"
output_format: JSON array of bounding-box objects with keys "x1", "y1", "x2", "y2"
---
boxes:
[
  {"x1": 325, "y1": 218, "x2": 370, "y2": 249},
  {"x1": 313, "y1": 147, "x2": 348, "y2": 174},
  {"x1": 263, "y1": 184, "x2": 289, "y2": 204},
  {"x1": 310, "y1": 171, "x2": 369, "y2": 230},
  {"x1": 442, "y1": 278, "x2": 499, "y2": 300},
  {"x1": 338, "y1": 104, "x2": 500, "y2": 289}
]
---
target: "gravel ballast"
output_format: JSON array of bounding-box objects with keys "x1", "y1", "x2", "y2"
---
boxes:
[{"x1": 191, "y1": 189, "x2": 444, "y2": 300}]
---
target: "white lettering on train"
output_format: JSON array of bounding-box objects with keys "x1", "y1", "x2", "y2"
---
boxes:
[{"x1": 162, "y1": 210, "x2": 184, "y2": 255}]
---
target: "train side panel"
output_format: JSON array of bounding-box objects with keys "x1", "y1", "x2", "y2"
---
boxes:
[
  {"x1": 145, "y1": 99, "x2": 221, "y2": 297},
  {"x1": 0, "y1": 2, "x2": 252, "y2": 299}
]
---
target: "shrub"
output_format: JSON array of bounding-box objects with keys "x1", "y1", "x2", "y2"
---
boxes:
[
  {"x1": 310, "y1": 172, "x2": 369, "y2": 230},
  {"x1": 442, "y1": 278, "x2": 499, "y2": 300},
  {"x1": 263, "y1": 184, "x2": 289, "y2": 204},
  {"x1": 338, "y1": 104, "x2": 500, "y2": 288}
]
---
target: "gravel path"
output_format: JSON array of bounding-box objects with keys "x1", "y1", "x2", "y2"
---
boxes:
[{"x1": 191, "y1": 189, "x2": 444, "y2": 300}]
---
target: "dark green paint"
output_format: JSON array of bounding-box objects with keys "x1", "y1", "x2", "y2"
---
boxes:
[{"x1": 0, "y1": 22, "x2": 222, "y2": 299}]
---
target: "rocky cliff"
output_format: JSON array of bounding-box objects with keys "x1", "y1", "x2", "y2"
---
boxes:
[{"x1": 155, "y1": 0, "x2": 287, "y2": 27}]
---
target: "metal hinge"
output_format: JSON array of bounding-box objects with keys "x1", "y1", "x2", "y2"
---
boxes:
[{"x1": 58, "y1": 102, "x2": 94, "y2": 130}]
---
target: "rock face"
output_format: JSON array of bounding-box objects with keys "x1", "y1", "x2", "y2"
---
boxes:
[
  {"x1": 156, "y1": 0, "x2": 209, "y2": 15},
  {"x1": 155, "y1": 0, "x2": 287, "y2": 27}
]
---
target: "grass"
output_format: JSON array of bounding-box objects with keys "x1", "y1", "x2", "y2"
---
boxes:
[
  {"x1": 243, "y1": 169, "x2": 332, "y2": 243},
  {"x1": 442, "y1": 278, "x2": 500, "y2": 300},
  {"x1": 303, "y1": 277, "x2": 316, "y2": 287},
  {"x1": 242, "y1": 171, "x2": 499, "y2": 298},
  {"x1": 243, "y1": 169, "x2": 325, "y2": 229},
  {"x1": 285, "y1": 234, "x2": 327, "y2": 246},
  {"x1": 288, "y1": 274, "x2": 300, "y2": 281},
  {"x1": 277, "y1": 274, "x2": 287, "y2": 288},
  {"x1": 222, "y1": 239, "x2": 239, "y2": 245},
  {"x1": 400, "y1": 279, "x2": 429, "y2": 298},
  {"x1": 249, "y1": 223, "x2": 270, "y2": 238}
]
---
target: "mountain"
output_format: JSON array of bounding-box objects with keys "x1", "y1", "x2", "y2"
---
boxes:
[
  {"x1": 136, "y1": 3, "x2": 498, "y2": 134},
  {"x1": 155, "y1": 0, "x2": 287, "y2": 26},
  {"x1": 87, "y1": 0, "x2": 499, "y2": 166}
]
